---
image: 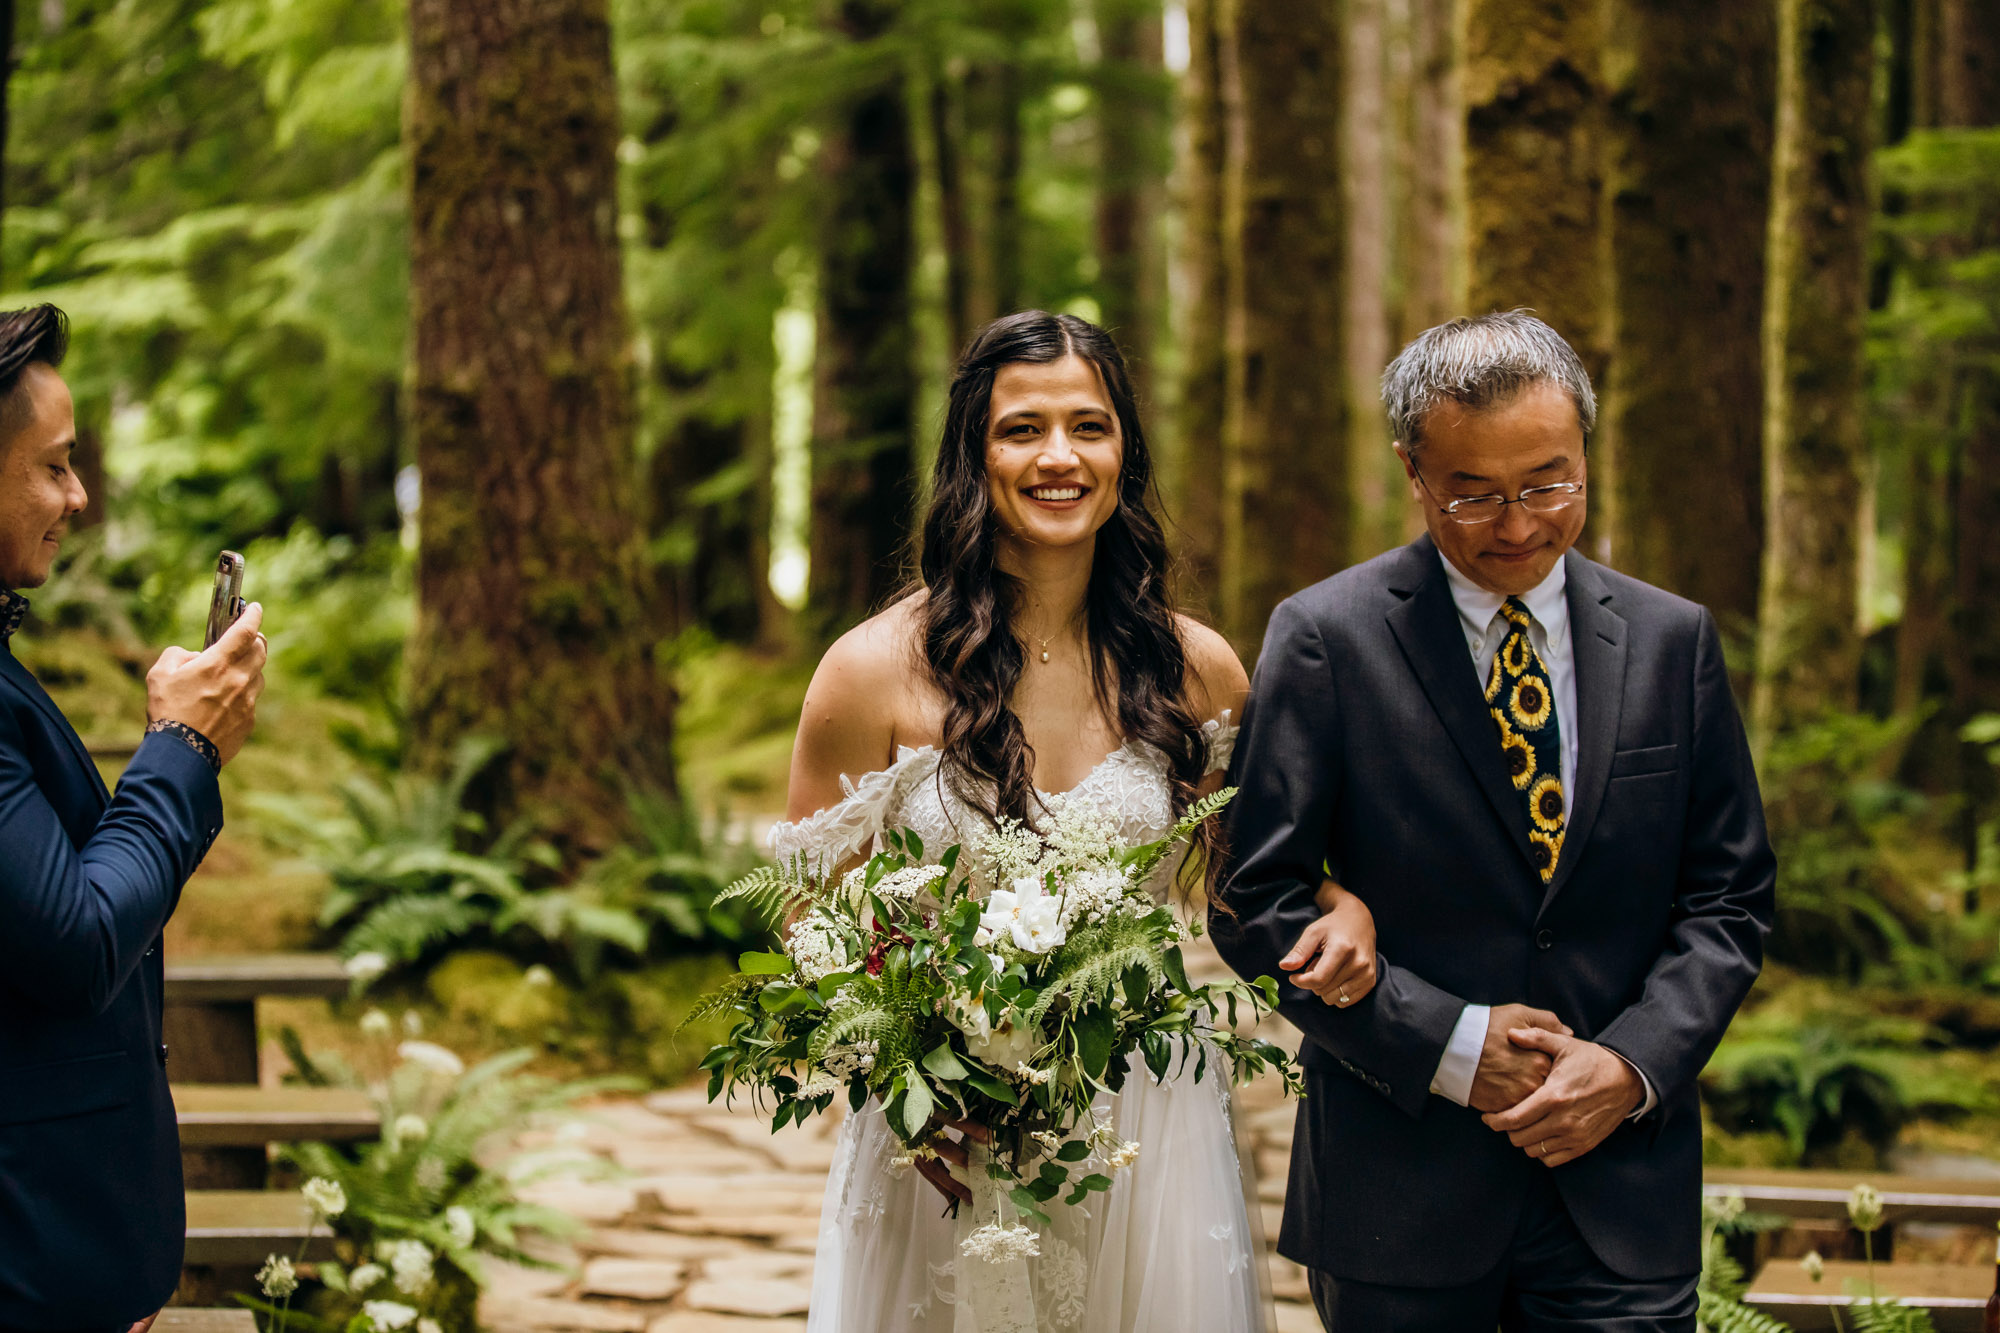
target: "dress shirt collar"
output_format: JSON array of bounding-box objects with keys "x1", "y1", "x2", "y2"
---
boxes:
[
  {"x1": 0, "y1": 589, "x2": 25, "y2": 644},
  {"x1": 1438, "y1": 550, "x2": 1569, "y2": 651}
]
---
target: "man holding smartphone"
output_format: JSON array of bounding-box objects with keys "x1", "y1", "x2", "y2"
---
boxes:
[{"x1": 0, "y1": 305, "x2": 267, "y2": 1333}]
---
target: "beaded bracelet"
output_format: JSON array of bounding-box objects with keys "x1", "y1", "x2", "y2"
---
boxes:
[{"x1": 145, "y1": 719, "x2": 222, "y2": 774}]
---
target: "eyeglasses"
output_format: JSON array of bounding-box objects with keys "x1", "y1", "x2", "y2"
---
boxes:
[{"x1": 1410, "y1": 462, "x2": 1586, "y2": 527}]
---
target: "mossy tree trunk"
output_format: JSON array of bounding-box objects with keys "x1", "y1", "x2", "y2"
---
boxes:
[
  {"x1": 1751, "y1": 0, "x2": 1878, "y2": 745},
  {"x1": 1094, "y1": 0, "x2": 1168, "y2": 407},
  {"x1": 1346, "y1": 0, "x2": 1397, "y2": 555},
  {"x1": 1219, "y1": 0, "x2": 1347, "y2": 658},
  {"x1": 1945, "y1": 0, "x2": 2000, "y2": 722},
  {"x1": 808, "y1": 3, "x2": 917, "y2": 638},
  {"x1": 404, "y1": 0, "x2": 675, "y2": 847},
  {"x1": 1462, "y1": 0, "x2": 1609, "y2": 553},
  {"x1": 1172, "y1": 0, "x2": 1229, "y2": 615},
  {"x1": 1601, "y1": 0, "x2": 1774, "y2": 639},
  {"x1": 1397, "y1": 0, "x2": 1461, "y2": 340}
]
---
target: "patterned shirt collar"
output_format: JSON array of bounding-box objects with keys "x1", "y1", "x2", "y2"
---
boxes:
[{"x1": 0, "y1": 590, "x2": 26, "y2": 644}]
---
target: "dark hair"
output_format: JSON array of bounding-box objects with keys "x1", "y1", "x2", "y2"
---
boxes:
[
  {"x1": 0, "y1": 305, "x2": 70, "y2": 444},
  {"x1": 915, "y1": 310, "x2": 1207, "y2": 835}
]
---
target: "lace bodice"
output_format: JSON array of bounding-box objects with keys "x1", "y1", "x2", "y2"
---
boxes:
[{"x1": 770, "y1": 713, "x2": 1237, "y2": 893}]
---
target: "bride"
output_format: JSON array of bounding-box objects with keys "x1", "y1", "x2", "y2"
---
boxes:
[{"x1": 772, "y1": 311, "x2": 1379, "y2": 1332}]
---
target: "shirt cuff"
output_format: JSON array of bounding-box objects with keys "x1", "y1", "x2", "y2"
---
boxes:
[
  {"x1": 1429, "y1": 1003, "x2": 1488, "y2": 1105},
  {"x1": 1610, "y1": 1048, "x2": 1658, "y2": 1118}
]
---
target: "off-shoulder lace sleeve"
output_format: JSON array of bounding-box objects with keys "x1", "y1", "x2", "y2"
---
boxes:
[
  {"x1": 768, "y1": 746, "x2": 939, "y2": 872},
  {"x1": 1202, "y1": 709, "x2": 1238, "y2": 777}
]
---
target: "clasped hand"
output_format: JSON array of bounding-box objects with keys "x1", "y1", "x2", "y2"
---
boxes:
[{"x1": 1479, "y1": 1022, "x2": 1643, "y2": 1168}]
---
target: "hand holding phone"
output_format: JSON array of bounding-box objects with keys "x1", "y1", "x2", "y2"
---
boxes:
[{"x1": 204, "y1": 551, "x2": 247, "y2": 650}]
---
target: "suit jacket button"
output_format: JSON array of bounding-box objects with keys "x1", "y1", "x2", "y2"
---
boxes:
[
  {"x1": 1536, "y1": 929, "x2": 1555, "y2": 950},
  {"x1": 159, "y1": 1043, "x2": 170, "y2": 1066}
]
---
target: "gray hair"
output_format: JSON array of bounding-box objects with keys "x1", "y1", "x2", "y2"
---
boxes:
[{"x1": 1380, "y1": 310, "x2": 1596, "y2": 452}]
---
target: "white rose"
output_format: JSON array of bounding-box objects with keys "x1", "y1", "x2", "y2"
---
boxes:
[
  {"x1": 968, "y1": 1019, "x2": 1039, "y2": 1071},
  {"x1": 979, "y1": 878, "x2": 1067, "y2": 956},
  {"x1": 951, "y1": 997, "x2": 993, "y2": 1045}
]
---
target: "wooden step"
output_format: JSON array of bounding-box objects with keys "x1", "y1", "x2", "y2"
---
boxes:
[
  {"x1": 164, "y1": 954, "x2": 349, "y2": 1003},
  {"x1": 183, "y1": 1190, "x2": 336, "y2": 1266},
  {"x1": 1744, "y1": 1259, "x2": 1992, "y2": 1332},
  {"x1": 1706, "y1": 1167, "x2": 2000, "y2": 1227},
  {"x1": 156, "y1": 1310, "x2": 258, "y2": 1333},
  {"x1": 176, "y1": 1085, "x2": 379, "y2": 1146}
]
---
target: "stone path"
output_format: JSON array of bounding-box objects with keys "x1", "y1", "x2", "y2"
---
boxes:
[{"x1": 488, "y1": 950, "x2": 1321, "y2": 1333}]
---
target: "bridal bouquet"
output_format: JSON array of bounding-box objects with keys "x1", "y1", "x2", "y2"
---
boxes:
[{"x1": 693, "y1": 787, "x2": 1298, "y2": 1254}]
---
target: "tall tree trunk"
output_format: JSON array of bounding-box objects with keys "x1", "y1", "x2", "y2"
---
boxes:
[
  {"x1": 932, "y1": 77, "x2": 975, "y2": 356},
  {"x1": 1345, "y1": 0, "x2": 1396, "y2": 560},
  {"x1": 1402, "y1": 0, "x2": 1461, "y2": 337},
  {"x1": 1462, "y1": 0, "x2": 1610, "y2": 555},
  {"x1": 809, "y1": 6, "x2": 916, "y2": 639},
  {"x1": 1173, "y1": 0, "x2": 1229, "y2": 614},
  {"x1": 1220, "y1": 0, "x2": 1347, "y2": 657},
  {"x1": 1751, "y1": 0, "x2": 1878, "y2": 745},
  {"x1": 1601, "y1": 0, "x2": 1774, "y2": 637},
  {"x1": 0, "y1": 0, "x2": 12, "y2": 285},
  {"x1": 405, "y1": 0, "x2": 674, "y2": 846},
  {"x1": 1095, "y1": 0, "x2": 1167, "y2": 406}
]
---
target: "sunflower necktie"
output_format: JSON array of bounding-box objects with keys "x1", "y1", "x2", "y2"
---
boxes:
[{"x1": 1485, "y1": 597, "x2": 1565, "y2": 883}]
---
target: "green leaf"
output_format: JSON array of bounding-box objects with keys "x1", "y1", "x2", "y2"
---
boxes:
[
  {"x1": 900, "y1": 1066, "x2": 934, "y2": 1139},
  {"x1": 963, "y1": 1069, "x2": 1020, "y2": 1105},
  {"x1": 1056, "y1": 1139, "x2": 1091, "y2": 1162},
  {"x1": 1008, "y1": 1187, "x2": 1052, "y2": 1227},
  {"x1": 739, "y1": 950, "x2": 792, "y2": 975},
  {"x1": 1074, "y1": 1006, "x2": 1116, "y2": 1080},
  {"x1": 1163, "y1": 946, "x2": 1193, "y2": 995},
  {"x1": 923, "y1": 1042, "x2": 970, "y2": 1080}
]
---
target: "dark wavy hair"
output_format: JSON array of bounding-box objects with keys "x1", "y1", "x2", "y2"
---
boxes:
[
  {"x1": 0, "y1": 305, "x2": 69, "y2": 448},
  {"x1": 915, "y1": 310, "x2": 1207, "y2": 835}
]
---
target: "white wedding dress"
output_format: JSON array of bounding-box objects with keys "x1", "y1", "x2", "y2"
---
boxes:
[{"x1": 771, "y1": 715, "x2": 1271, "y2": 1333}]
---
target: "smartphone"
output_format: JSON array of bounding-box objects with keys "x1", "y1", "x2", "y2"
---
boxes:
[{"x1": 204, "y1": 551, "x2": 247, "y2": 649}]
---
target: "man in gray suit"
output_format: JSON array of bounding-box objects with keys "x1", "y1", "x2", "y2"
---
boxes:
[{"x1": 1213, "y1": 311, "x2": 1774, "y2": 1330}]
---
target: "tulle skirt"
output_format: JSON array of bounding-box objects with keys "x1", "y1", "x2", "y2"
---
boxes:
[{"x1": 805, "y1": 1054, "x2": 1272, "y2": 1333}]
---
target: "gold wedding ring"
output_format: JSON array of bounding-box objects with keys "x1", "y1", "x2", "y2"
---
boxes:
[
  {"x1": 1336, "y1": 988, "x2": 1351, "y2": 1006},
  {"x1": 1537, "y1": 1141, "x2": 1549, "y2": 1157}
]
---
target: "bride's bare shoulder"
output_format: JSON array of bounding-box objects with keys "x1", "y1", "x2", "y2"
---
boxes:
[
  {"x1": 786, "y1": 595, "x2": 934, "y2": 818},
  {"x1": 1176, "y1": 613, "x2": 1249, "y2": 722}
]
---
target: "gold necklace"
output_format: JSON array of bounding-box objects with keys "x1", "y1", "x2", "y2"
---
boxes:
[{"x1": 1035, "y1": 631, "x2": 1054, "y2": 664}]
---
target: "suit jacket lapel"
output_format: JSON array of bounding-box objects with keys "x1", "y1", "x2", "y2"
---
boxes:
[
  {"x1": 1383, "y1": 537, "x2": 1537, "y2": 871},
  {"x1": 1543, "y1": 551, "x2": 1626, "y2": 909},
  {"x1": 0, "y1": 648, "x2": 112, "y2": 806}
]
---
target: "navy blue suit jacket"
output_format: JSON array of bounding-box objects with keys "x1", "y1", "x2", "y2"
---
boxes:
[
  {"x1": 0, "y1": 636, "x2": 221, "y2": 1329},
  {"x1": 1212, "y1": 538, "x2": 1775, "y2": 1286}
]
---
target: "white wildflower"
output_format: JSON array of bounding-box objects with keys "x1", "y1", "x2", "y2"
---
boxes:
[
  {"x1": 402, "y1": 1010, "x2": 424, "y2": 1036},
  {"x1": 349, "y1": 1263, "x2": 387, "y2": 1292},
  {"x1": 362, "y1": 1300, "x2": 419, "y2": 1331},
  {"x1": 876, "y1": 863, "x2": 949, "y2": 901},
  {"x1": 1108, "y1": 1140, "x2": 1141, "y2": 1170},
  {"x1": 359, "y1": 1008, "x2": 393, "y2": 1037},
  {"x1": 784, "y1": 915, "x2": 850, "y2": 984},
  {"x1": 343, "y1": 952, "x2": 389, "y2": 982},
  {"x1": 523, "y1": 964, "x2": 555, "y2": 988},
  {"x1": 973, "y1": 817, "x2": 1045, "y2": 886},
  {"x1": 257, "y1": 1254, "x2": 298, "y2": 1299},
  {"x1": 821, "y1": 1039, "x2": 881, "y2": 1080},
  {"x1": 1801, "y1": 1251, "x2": 1824, "y2": 1283},
  {"x1": 1703, "y1": 1188, "x2": 1746, "y2": 1228},
  {"x1": 391, "y1": 1113, "x2": 430, "y2": 1146},
  {"x1": 444, "y1": 1205, "x2": 476, "y2": 1249},
  {"x1": 797, "y1": 1070, "x2": 840, "y2": 1099},
  {"x1": 961, "y1": 1222, "x2": 1041, "y2": 1264},
  {"x1": 980, "y1": 877, "x2": 1067, "y2": 954},
  {"x1": 381, "y1": 1238, "x2": 434, "y2": 1294},
  {"x1": 1848, "y1": 1182, "x2": 1884, "y2": 1233},
  {"x1": 1057, "y1": 865, "x2": 1132, "y2": 928},
  {"x1": 302, "y1": 1176, "x2": 348, "y2": 1219},
  {"x1": 888, "y1": 1152, "x2": 917, "y2": 1176},
  {"x1": 1031, "y1": 1130, "x2": 1063, "y2": 1152},
  {"x1": 397, "y1": 1040, "x2": 464, "y2": 1078},
  {"x1": 1043, "y1": 795, "x2": 1121, "y2": 871},
  {"x1": 1014, "y1": 1063, "x2": 1052, "y2": 1087}
]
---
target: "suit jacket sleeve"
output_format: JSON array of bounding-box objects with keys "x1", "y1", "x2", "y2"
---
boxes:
[
  {"x1": 0, "y1": 711, "x2": 222, "y2": 1017},
  {"x1": 1594, "y1": 608, "x2": 1774, "y2": 1103},
  {"x1": 1209, "y1": 595, "x2": 1465, "y2": 1119}
]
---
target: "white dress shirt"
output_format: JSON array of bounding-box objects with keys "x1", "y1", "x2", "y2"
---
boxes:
[{"x1": 1425, "y1": 554, "x2": 1657, "y2": 1116}]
